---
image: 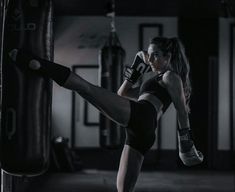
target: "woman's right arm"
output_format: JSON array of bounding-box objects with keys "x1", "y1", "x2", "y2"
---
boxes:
[
  {"x1": 117, "y1": 80, "x2": 140, "y2": 100},
  {"x1": 118, "y1": 50, "x2": 149, "y2": 99}
]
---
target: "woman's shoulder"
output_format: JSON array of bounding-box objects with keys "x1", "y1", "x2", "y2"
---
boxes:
[{"x1": 162, "y1": 70, "x2": 183, "y2": 88}]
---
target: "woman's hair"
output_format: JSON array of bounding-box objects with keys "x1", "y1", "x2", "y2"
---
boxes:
[{"x1": 150, "y1": 37, "x2": 192, "y2": 112}]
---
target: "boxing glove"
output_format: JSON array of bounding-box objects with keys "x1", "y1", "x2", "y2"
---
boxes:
[
  {"x1": 178, "y1": 128, "x2": 204, "y2": 166},
  {"x1": 124, "y1": 51, "x2": 151, "y2": 84}
]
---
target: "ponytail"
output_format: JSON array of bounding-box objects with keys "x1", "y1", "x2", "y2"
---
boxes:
[
  {"x1": 168, "y1": 38, "x2": 192, "y2": 112},
  {"x1": 150, "y1": 37, "x2": 192, "y2": 112}
]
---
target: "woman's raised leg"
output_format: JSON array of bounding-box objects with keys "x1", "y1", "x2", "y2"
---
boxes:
[
  {"x1": 11, "y1": 49, "x2": 145, "y2": 191},
  {"x1": 10, "y1": 49, "x2": 131, "y2": 127},
  {"x1": 63, "y1": 72, "x2": 131, "y2": 127}
]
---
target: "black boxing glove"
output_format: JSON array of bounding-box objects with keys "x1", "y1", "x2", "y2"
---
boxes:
[
  {"x1": 131, "y1": 51, "x2": 151, "y2": 73},
  {"x1": 124, "y1": 66, "x2": 142, "y2": 84},
  {"x1": 124, "y1": 51, "x2": 151, "y2": 84}
]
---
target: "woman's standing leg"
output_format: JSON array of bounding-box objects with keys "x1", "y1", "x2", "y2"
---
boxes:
[
  {"x1": 64, "y1": 73, "x2": 144, "y2": 192},
  {"x1": 116, "y1": 145, "x2": 144, "y2": 192},
  {"x1": 65, "y1": 71, "x2": 144, "y2": 191}
]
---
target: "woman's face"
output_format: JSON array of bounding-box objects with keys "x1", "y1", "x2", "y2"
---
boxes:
[{"x1": 147, "y1": 44, "x2": 168, "y2": 73}]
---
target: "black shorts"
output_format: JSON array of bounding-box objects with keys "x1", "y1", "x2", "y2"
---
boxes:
[{"x1": 125, "y1": 100, "x2": 157, "y2": 155}]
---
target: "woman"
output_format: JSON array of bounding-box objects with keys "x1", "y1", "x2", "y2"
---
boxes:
[{"x1": 9, "y1": 37, "x2": 203, "y2": 192}]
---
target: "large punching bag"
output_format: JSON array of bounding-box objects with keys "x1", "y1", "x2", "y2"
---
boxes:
[
  {"x1": 1, "y1": 0, "x2": 53, "y2": 176},
  {"x1": 99, "y1": 29, "x2": 126, "y2": 149}
]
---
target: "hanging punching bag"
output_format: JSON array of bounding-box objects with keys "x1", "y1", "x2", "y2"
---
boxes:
[
  {"x1": 1, "y1": 0, "x2": 53, "y2": 176},
  {"x1": 99, "y1": 31, "x2": 126, "y2": 149}
]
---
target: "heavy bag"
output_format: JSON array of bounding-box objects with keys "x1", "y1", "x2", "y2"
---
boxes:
[
  {"x1": 99, "y1": 31, "x2": 126, "y2": 149},
  {"x1": 1, "y1": 0, "x2": 53, "y2": 176}
]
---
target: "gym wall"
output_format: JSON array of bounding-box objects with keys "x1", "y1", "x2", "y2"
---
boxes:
[{"x1": 218, "y1": 18, "x2": 235, "y2": 151}]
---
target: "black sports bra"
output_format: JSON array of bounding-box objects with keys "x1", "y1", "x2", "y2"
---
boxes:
[{"x1": 139, "y1": 73, "x2": 172, "y2": 112}]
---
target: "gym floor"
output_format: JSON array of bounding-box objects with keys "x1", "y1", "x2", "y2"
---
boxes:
[{"x1": 30, "y1": 170, "x2": 234, "y2": 192}]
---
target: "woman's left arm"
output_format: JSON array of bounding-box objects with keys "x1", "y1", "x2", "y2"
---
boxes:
[{"x1": 162, "y1": 71, "x2": 190, "y2": 128}]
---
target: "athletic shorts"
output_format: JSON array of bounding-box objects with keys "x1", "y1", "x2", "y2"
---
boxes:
[{"x1": 125, "y1": 100, "x2": 157, "y2": 155}]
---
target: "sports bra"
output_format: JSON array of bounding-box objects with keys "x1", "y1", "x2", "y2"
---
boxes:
[{"x1": 139, "y1": 73, "x2": 172, "y2": 112}]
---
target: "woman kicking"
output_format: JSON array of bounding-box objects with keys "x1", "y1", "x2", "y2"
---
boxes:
[{"x1": 9, "y1": 37, "x2": 203, "y2": 192}]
